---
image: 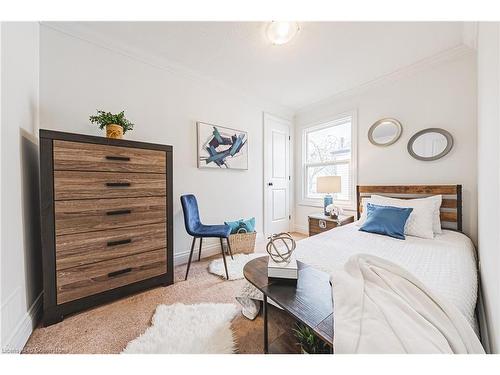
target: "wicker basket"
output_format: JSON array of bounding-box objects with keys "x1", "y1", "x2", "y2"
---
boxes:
[{"x1": 228, "y1": 229, "x2": 256, "y2": 254}]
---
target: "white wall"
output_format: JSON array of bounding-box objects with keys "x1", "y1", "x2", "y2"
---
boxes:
[
  {"x1": 1, "y1": 22, "x2": 43, "y2": 352},
  {"x1": 2, "y1": 22, "x2": 490, "y2": 353},
  {"x1": 476, "y1": 22, "x2": 500, "y2": 354},
  {"x1": 294, "y1": 49, "x2": 478, "y2": 243},
  {"x1": 39, "y1": 25, "x2": 293, "y2": 265}
]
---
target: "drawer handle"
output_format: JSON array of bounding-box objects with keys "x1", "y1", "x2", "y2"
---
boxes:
[
  {"x1": 108, "y1": 268, "x2": 132, "y2": 278},
  {"x1": 107, "y1": 238, "x2": 132, "y2": 247},
  {"x1": 106, "y1": 209, "x2": 131, "y2": 216},
  {"x1": 106, "y1": 182, "x2": 131, "y2": 187},
  {"x1": 105, "y1": 156, "x2": 131, "y2": 161}
]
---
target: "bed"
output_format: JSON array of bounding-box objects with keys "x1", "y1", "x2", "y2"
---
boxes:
[
  {"x1": 239, "y1": 184, "x2": 479, "y2": 334},
  {"x1": 298, "y1": 184, "x2": 476, "y2": 330}
]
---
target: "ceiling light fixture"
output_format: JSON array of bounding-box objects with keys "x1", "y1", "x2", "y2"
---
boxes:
[{"x1": 266, "y1": 21, "x2": 299, "y2": 45}]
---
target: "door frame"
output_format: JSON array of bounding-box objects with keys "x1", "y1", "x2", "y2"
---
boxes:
[{"x1": 263, "y1": 112, "x2": 293, "y2": 236}]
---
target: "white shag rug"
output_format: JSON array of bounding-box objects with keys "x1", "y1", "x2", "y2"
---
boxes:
[
  {"x1": 208, "y1": 253, "x2": 265, "y2": 280},
  {"x1": 122, "y1": 303, "x2": 238, "y2": 354}
]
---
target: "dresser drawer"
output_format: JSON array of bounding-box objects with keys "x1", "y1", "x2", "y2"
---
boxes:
[
  {"x1": 56, "y1": 222, "x2": 166, "y2": 270},
  {"x1": 55, "y1": 196, "x2": 166, "y2": 236},
  {"x1": 54, "y1": 171, "x2": 166, "y2": 200},
  {"x1": 56, "y1": 248, "x2": 167, "y2": 304},
  {"x1": 309, "y1": 219, "x2": 338, "y2": 236},
  {"x1": 53, "y1": 140, "x2": 166, "y2": 174},
  {"x1": 308, "y1": 215, "x2": 354, "y2": 236}
]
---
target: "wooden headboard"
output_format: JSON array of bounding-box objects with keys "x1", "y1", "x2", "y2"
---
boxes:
[{"x1": 356, "y1": 185, "x2": 462, "y2": 232}]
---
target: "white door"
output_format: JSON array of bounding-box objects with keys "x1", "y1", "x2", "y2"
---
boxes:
[{"x1": 264, "y1": 113, "x2": 291, "y2": 235}]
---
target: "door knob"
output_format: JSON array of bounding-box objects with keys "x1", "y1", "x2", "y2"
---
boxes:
[{"x1": 268, "y1": 182, "x2": 273, "y2": 186}]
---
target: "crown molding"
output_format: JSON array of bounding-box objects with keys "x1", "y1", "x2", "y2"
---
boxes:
[
  {"x1": 296, "y1": 44, "x2": 475, "y2": 115},
  {"x1": 40, "y1": 22, "x2": 295, "y2": 117},
  {"x1": 40, "y1": 22, "x2": 475, "y2": 118}
]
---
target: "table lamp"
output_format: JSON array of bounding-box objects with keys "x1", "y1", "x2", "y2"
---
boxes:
[{"x1": 316, "y1": 176, "x2": 341, "y2": 216}]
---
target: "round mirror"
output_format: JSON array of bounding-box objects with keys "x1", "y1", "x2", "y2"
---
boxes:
[
  {"x1": 407, "y1": 128, "x2": 453, "y2": 161},
  {"x1": 368, "y1": 118, "x2": 403, "y2": 146}
]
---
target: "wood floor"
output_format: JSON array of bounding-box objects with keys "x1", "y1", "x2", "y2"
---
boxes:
[{"x1": 23, "y1": 232, "x2": 307, "y2": 354}]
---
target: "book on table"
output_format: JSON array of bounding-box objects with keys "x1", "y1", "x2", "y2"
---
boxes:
[{"x1": 267, "y1": 255, "x2": 298, "y2": 280}]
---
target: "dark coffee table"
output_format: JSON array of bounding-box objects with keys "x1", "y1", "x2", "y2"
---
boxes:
[{"x1": 243, "y1": 256, "x2": 333, "y2": 354}]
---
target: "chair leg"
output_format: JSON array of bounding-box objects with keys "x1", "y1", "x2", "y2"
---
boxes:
[
  {"x1": 198, "y1": 237, "x2": 203, "y2": 262},
  {"x1": 219, "y1": 237, "x2": 226, "y2": 254},
  {"x1": 185, "y1": 237, "x2": 197, "y2": 280},
  {"x1": 226, "y1": 237, "x2": 234, "y2": 260},
  {"x1": 220, "y1": 238, "x2": 229, "y2": 280}
]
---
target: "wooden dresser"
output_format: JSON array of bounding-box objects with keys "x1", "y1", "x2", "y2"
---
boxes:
[
  {"x1": 40, "y1": 130, "x2": 173, "y2": 325},
  {"x1": 308, "y1": 213, "x2": 354, "y2": 236}
]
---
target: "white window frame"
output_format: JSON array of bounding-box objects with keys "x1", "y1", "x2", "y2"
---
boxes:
[{"x1": 299, "y1": 110, "x2": 358, "y2": 210}]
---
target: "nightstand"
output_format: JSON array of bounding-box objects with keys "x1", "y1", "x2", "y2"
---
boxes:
[{"x1": 308, "y1": 213, "x2": 354, "y2": 236}]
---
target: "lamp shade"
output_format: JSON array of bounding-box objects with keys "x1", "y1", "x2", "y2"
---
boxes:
[{"x1": 316, "y1": 176, "x2": 341, "y2": 193}]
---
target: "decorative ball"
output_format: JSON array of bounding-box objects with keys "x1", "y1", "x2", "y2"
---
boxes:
[{"x1": 266, "y1": 232, "x2": 296, "y2": 264}]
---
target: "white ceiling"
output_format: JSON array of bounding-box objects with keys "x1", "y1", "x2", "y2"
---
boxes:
[{"x1": 54, "y1": 22, "x2": 466, "y2": 111}]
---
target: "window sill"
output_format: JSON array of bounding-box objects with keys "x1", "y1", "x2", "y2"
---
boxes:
[
  {"x1": 298, "y1": 198, "x2": 322, "y2": 208},
  {"x1": 298, "y1": 199, "x2": 356, "y2": 212}
]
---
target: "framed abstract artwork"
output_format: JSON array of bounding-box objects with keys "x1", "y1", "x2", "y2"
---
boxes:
[{"x1": 197, "y1": 122, "x2": 248, "y2": 169}]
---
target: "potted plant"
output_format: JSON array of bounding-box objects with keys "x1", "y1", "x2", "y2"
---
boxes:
[
  {"x1": 293, "y1": 323, "x2": 330, "y2": 354},
  {"x1": 89, "y1": 110, "x2": 134, "y2": 139}
]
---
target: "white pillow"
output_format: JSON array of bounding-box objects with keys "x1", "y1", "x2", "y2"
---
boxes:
[
  {"x1": 369, "y1": 195, "x2": 436, "y2": 239},
  {"x1": 370, "y1": 195, "x2": 442, "y2": 234},
  {"x1": 356, "y1": 195, "x2": 442, "y2": 236},
  {"x1": 356, "y1": 197, "x2": 373, "y2": 226}
]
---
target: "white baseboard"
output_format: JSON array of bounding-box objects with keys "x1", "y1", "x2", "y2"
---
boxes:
[
  {"x1": 174, "y1": 232, "x2": 266, "y2": 266},
  {"x1": 174, "y1": 241, "x2": 224, "y2": 266},
  {"x1": 2, "y1": 292, "x2": 42, "y2": 354},
  {"x1": 294, "y1": 225, "x2": 308, "y2": 235}
]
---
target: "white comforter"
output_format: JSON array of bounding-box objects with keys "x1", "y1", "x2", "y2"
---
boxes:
[
  {"x1": 293, "y1": 223, "x2": 478, "y2": 331},
  {"x1": 331, "y1": 254, "x2": 484, "y2": 353},
  {"x1": 238, "y1": 223, "x2": 478, "y2": 332}
]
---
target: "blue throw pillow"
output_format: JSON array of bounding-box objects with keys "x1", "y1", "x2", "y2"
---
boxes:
[
  {"x1": 359, "y1": 203, "x2": 413, "y2": 240},
  {"x1": 241, "y1": 217, "x2": 256, "y2": 233},
  {"x1": 224, "y1": 219, "x2": 242, "y2": 234},
  {"x1": 224, "y1": 217, "x2": 256, "y2": 234}
]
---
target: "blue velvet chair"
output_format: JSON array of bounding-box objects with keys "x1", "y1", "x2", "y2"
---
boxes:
[{"x1": 180, "y1": 194, "x2": 233, "y2": 280}]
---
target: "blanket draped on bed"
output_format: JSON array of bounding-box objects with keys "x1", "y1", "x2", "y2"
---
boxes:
[{"x1": 331, "y1": 254, "x2": 484, "y2": 354}]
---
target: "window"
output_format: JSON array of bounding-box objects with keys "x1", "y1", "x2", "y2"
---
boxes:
[{"x1": 302, "y1": 114, "x2": 356, "y2": 208}]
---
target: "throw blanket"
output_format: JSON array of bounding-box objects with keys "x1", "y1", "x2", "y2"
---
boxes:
[{"x1": 331, "y1": 254, "x2": 484, "y2": 354}]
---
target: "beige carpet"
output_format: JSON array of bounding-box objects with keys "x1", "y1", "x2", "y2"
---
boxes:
[{"x1": 23, "y1": 232, "x2": 307, "y2": 354}]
